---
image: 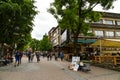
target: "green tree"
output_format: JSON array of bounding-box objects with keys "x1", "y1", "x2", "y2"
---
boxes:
[
  {"x1": 10, "y1": 0, "x2": 37, "y2": 48},
  {"x1": 17, "y1": 34, "x2": 32, "y2": 50},
  {"x1": 0, "y1": 0, "x2": 37, "y2": 56},
  {"x1": 39, "y1": 34, "x2": 52, "y2": 51},
  {"x1": 29, "y1": 34, "x2": 52, "y2": 52},
  {"x1": 29, "y1": 38, "x2": 40, "y2": 52},
  {"x1": 48, "y1": 0, "x2": 116, "y2": 55}
]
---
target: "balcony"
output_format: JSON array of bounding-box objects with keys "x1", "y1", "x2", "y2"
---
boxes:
[{"x1": 90, "y1": 23, "x2": 120, "y2": 29}]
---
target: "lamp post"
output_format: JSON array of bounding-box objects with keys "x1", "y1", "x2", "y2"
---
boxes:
[
  {"x1": 100, "y1": 38, "x2": 102, "y2": 54},
  {"x1": 98, "y1": 36, "x2": 102, "y2": 54}
]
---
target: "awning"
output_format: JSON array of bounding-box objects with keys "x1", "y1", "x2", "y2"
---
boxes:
[
  {"x1": 72, "y1": 39, "x2": 96, "y2": 44},
  {"x1": 91, "y1": 39, "x2": 120, "y2": 47}
]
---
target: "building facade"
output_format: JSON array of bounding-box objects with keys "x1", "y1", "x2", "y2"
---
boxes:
[
  {"x1": 48, "y1": 26, "x2": 61, "y2": 51},
  {"x1": 90, "y1": 12, "x2": 120, "y2": 38},
  {"x1": 48, "y1": 12, "x2": 120, "y2": 60}
]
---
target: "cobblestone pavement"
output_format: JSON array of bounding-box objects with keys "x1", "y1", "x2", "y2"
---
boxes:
[{"x1": 0, "y1": 56, "x2": 120, "y2": 80}]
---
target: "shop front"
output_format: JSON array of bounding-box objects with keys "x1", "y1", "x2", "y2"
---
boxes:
[{"x1": 60, "y1": 38, "x2": 96, "y2": 61}]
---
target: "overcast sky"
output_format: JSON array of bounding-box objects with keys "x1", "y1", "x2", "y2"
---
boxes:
[
  {"x1": 31, "y1": 0, "x2": 58, "y2": 40},
  {"x1": 31, "y1": 0, "x2": 120, "y2": 40}
]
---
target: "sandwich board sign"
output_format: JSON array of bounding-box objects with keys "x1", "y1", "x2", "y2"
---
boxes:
[{"x1": 71, "y1": 56, "x2": 80, "y2": 71}]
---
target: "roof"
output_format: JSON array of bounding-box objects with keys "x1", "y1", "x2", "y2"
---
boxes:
[{"x1": 102, "y1": 12, "x2": 120, "y2": 19}]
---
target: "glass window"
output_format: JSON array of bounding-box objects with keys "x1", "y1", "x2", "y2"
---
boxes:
[
  {"x1": 116, "y1": 21, "x2": 120, "y2": 25},
  {"x1": 116, "y1": 32, "x2": 120, "y2": 36},
  {"x1": 95, "y1": 30, "x2": 104, "y2": 36},
  {"x1": 104, "y1": 20, "x2": 113, "y2": 25},
  {"x1": 106, "y1": 31, "x2": 114, "y2": 36},
  {"x1": 88, "y1": 30, "x2": 92, "y2": 33},
  {"x1": 85, "y1": 19, "x2": 89, "y2": 23},
  {"x1": 53, "y1": 39, "x2": 57, "y2": 44},
  {"x1": 96, "y1": 19, "x2": 103, "y2": 24}
]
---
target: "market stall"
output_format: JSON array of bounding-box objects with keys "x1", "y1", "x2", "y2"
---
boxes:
[
  {"x1": 91, "y1": 39, "x2": 120, "y2": 66},
  {"x1": 91, "y1": 39, "x2": 120, "y2": 47},
  {"x1": 91, "y1": 39, "x2": 120, "y2": 54}
]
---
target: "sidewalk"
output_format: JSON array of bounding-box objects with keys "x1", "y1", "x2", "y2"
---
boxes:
[
  {"x1": 55, "y1": 59, "x2": 120, "y2": 80},
  {"x1": 0, "y1": 56, "x2": 120, "y2": 80},
  {"x1": 0, "y1": 56, "x2": 74, "y2": 80}
]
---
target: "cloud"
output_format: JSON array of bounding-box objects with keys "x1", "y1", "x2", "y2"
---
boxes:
[
  {"x1": 32, "y1": 0, "x2": 120, "y2": 40},
  {"x1": 31, "y1": 0, "x2": 58, "y2": 40},
  {"x1": 93, "y1": 0, "x2": 120, "y2": 13}
]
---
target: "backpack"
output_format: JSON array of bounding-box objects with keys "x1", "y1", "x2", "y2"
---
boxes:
[{"x1": 15, "y1": 52, "x2": 20, "y2": 57}]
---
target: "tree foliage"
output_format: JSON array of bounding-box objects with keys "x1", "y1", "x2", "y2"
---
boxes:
[
  {"x1": 39, "y1": 34, "x2": 52, "y2": 51},
  {"x1": 29, "y1": 38, "x2": 40, "y2": 52},
  {"x1": 48, "y1": 0, "x2": 116, "y2": 55},
  {"x1": 17, "y1": 34, "x2": 32, "y2": 50},
  {"x1": 0, "y1": 0, "x2": 37, "y2": 57},
  {"x1": 29, "y1": 34, "x2": 52, "y2": 52},
  {"x1": 0, "y1": 0, "x2": 37, "y2": 49}
]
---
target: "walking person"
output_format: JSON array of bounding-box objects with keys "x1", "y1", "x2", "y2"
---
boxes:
[
  {"x1": 31, "y1": 52, "x2": 35, "y2": 62},
  {"x1": 60, "y1": 51, "x2": 64, "y2": 61},
  {"x1": 35, "y1": 51, "x2": 40, "y2": 63},
  {"x1": 27, "y1": 51, "x2": 32, "y2": 63},
  {"x1": 14, "y1": 50, "x2": 20, "y2": 67},
  {"x1": 50, "y1": 52, "x2": 53, "y2": 61},
  {"x1": 55, "y1": 51, "x2": 58, "y2": 61},
  {"x1": 42, "y1": 51, "x2": 46, "y2": 59},
  {"x1": 47, "y1": 52, "x2": 50, "y2": 61},
  {"x1": 19, "y1": 51, "x2": 23, "y2": 64}
]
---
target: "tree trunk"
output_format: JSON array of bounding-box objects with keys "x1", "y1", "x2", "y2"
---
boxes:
[
  {"x1": 0, "y1": 43, "x2": 4, "y2": 58},
  {"x1": 72, "y1": 0, "x2": 82, "y2": 56},
  {"x1": 73, "y1": 33, "x2": 79, "y2": 56}
]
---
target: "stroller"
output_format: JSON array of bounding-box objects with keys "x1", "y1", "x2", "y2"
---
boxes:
[{"x1": 81, "y1": 63, "x2": 91, "y2": 72}]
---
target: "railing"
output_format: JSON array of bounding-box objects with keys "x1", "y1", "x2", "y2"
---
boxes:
[{"x1": 93, "y1": 56, "x2": 120, "y2": 65}]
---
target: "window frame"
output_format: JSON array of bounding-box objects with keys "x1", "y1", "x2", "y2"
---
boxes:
[
  {"x1": 106, "y1": 31, "x2": 114, "y2": 37},
  {"x1": 95, "y1": 30, "x2": 104, "y2": 37}
]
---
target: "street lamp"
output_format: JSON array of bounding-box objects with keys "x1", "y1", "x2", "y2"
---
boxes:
[{"x1": 98, "y1": 36, "x2": 102, "y2": 54}]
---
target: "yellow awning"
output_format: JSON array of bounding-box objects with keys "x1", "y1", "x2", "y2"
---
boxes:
[{"x1": 91, "y1": 39, "x2": 120, "y2": 47}]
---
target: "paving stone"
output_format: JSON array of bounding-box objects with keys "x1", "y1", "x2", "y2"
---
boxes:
[{"x1": 0, "y1": 56, "x2": 120, "y2": 80}]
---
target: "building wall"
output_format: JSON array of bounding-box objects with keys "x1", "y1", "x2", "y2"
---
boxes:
[
  {"x1": 48, "y1": 12, "x2": 120, "y2": 60},
  {"x1": 48, "y1": 26, "x2": 62, "y2": 52}
]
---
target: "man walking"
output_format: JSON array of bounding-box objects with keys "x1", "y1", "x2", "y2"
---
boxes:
[{"x1": 14, "y1": 50, "x2": 20, "y2": 67}]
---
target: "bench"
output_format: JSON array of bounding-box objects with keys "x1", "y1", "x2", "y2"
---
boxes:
[
  {"x1": 0, "y1": 59, "x2": 7, "y2": 66},
  {"x1": 0, "y1": 57, "x2": 13, "y2": 66}
]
